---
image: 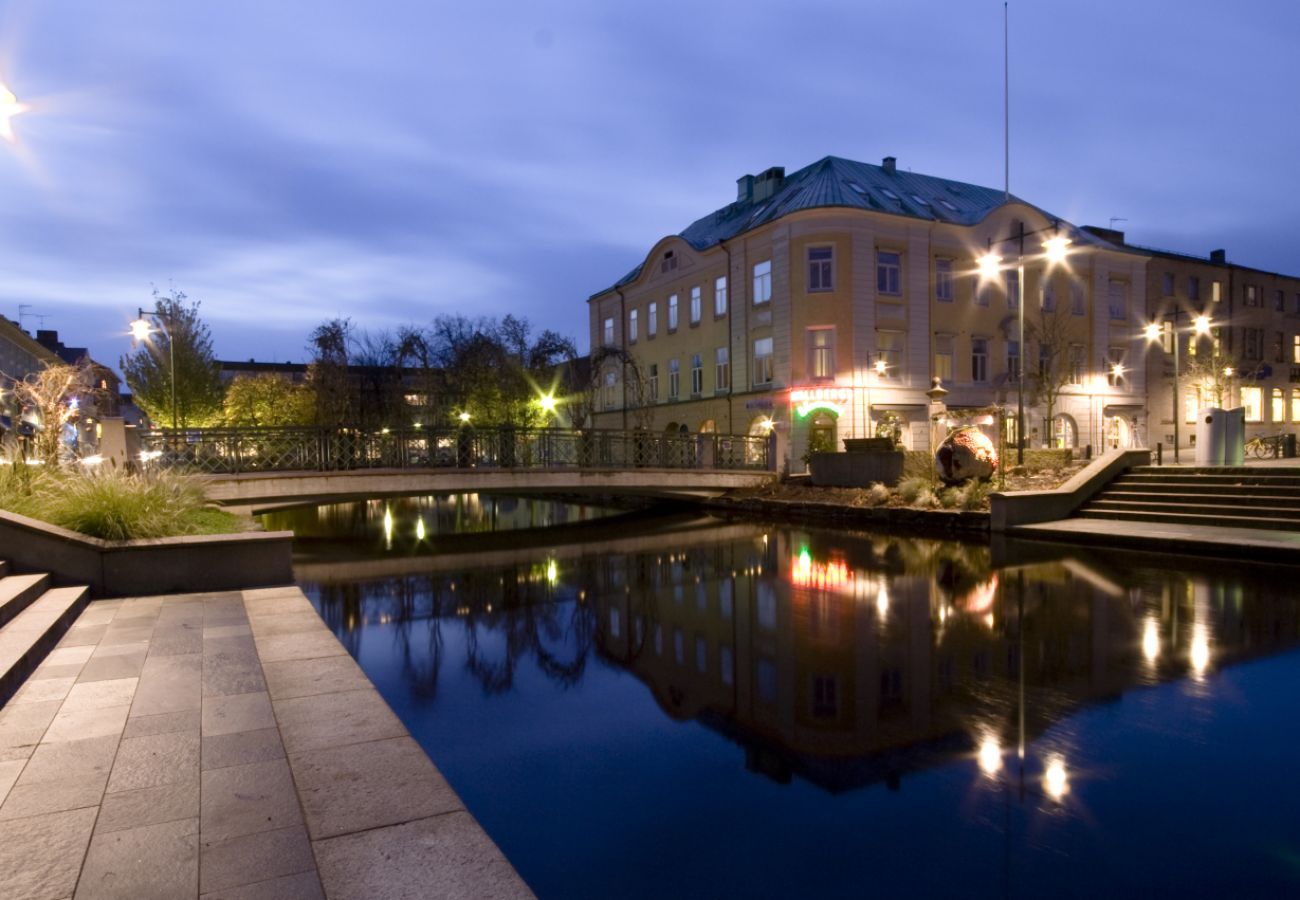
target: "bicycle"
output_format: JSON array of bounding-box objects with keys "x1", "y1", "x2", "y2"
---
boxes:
[{"x1": 1244, "y1": 433, "x2": 1284, "y2": 459}]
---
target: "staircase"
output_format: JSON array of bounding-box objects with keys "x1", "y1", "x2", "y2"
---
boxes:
[
  {"x1": 0, "y1": 560, "x2": 90, "y2": 705},
  {"x1": 1077, "y1": 466, "x2": 1300, "y2": 531}
]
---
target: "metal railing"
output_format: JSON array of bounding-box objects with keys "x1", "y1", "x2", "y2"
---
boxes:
[{"x1": 138, "y1": 426, "x2": 773, "y2": 476}]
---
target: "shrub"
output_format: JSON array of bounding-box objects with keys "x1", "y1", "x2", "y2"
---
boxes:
[
  {"x1": 913, "y1": 487, "x2": 939, "y2": 509},
  {"x1": 0, "y1": 466, "x2": 243, "y2": 541},
  {"x1": 961, "y1": 479, "x2": 992, "y2": 510},
  {"x1": 938, "y1": 487, "x2": 962, "y2": 509},
  {"x1": 865, "y1": 482, "x2": 891, "y2": 506},
  {"x1": 897, "y1": 476, "x2": 929, "y2": 503}
]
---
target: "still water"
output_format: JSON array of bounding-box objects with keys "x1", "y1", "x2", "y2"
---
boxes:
[{"x1": 265, "y1": 495, "x2": 1300, "y2": 900}]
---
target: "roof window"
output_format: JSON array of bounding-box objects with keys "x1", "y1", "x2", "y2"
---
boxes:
[
  {"x1": 911, "y1": 194, "x2": 929, "y2": 206},
  {"x1": 939, "y1": 198, "x2": 958, "y2": 211},
  {"x1": 880, "y1": 188, "x2": 900, "y2": 202}
]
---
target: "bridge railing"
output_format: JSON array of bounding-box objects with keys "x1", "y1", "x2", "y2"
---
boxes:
[{"x1": 138, "y1": 426, "x2": 773, "y2": 475}]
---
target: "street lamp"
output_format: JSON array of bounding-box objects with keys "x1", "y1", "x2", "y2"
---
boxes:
[
  {"x1": 0, "y1": 83, "x2": 27, "y2": 144},
  {"x1": 131, "y1": 307, "x2": 178, "y2": 430},
  {"x1": 1144, "y1": 312, "x2": 1211, "y2": 463},
  {"x1": 977, "y1": 221, "x2": 1072, "y2": 465}
]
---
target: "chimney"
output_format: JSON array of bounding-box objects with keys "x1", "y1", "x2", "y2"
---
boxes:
[
  {"x1": 1210, "y1": 249, "x2": 1226, "y2": 264},
  {"x1": 1082, "y1": 225, "x2": 1125, "y2": 245},
  {"x1": 736, "y1": 174, "x2": 754, "y2": 203},
  {"x1": 752, "y1": 166, "x2": 786, "y2": 203},
  {"x1": 882, "y1": 156, "x2": 896, "y2": 174}
]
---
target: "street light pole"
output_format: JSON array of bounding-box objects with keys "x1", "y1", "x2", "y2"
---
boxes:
[{"x1": 132, "y1": 307, "x2": 177, "y2": 430}]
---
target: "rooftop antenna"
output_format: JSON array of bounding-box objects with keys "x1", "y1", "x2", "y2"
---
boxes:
[
  {"x1": 17, "y1": 304, "x2": 32, "y2": 330},
  {"x1": 1108, "y1": 217, "x2": 1128, "y2": 231}
]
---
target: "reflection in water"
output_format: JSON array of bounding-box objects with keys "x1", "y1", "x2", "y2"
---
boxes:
[{"x1": 288, "y1": 503, "x2": 1300, "y2": 899}]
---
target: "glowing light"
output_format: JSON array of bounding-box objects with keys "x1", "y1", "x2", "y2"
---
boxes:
[
  {"x1": 874, "y1": 358, "x2": 888, "y2": 376},
  {"x1": 138, "y1": 449, "x2": 163, "y2": 463},
  {"x1": 978, "y1": 738, "x2": 1003, "y2": 775},
  {"x1": 383, "y1": 507, "x2": 394, "y2": 548},
  {"x1": 1223, "y1": 366, "x2": 1234, "y2": 378},
  {"x1": 1190, "y1": 624, "x2": 1210, "y2": 676},
  {"x1": 1111, "y1": 362, "x2": 1125, "y2": 379},
  {"x1": 875, "y1": 583, "x2": 889, "y2": 617},
  {"x1": 1142, "y1": 618, "x2": 1160, "y2": 662},
  {"x1": 757, "y1": 416, "x2": 775, "y2": 434},
  {"x1": 1193, "y1": 315, "x2": 1211, "y2": 334},
  {"x1": 537, "y1": 392, "x2": 558, "y2": 414},
  {"x1": 789, "y1": 548, "x2": 852, "y2": 591},
  {"x1": 415, "y1": 517, "x2": 426, "y2": 541},
  {"x1": 79, "y1": 455, "x2": 104, "y2": 467},
  {"x1": 130, "y1": 318, "x2": 154, "y2": 342},
  {"x1": 546, "y1": 559, "x2": 558, "y2": 585},
  {"x1": 1144, "y1": 323, "x2": 1162, "y2": 342},
  {"x1": 795, "y1": 400, "x2": 845, "y2": 419},
  {"x1": 977, "y1": 251, "x2": 1002, "y2": 280},
  {"x1": 792, "y1": 387, "x2": 851, "y2": 419},
  {"x1": 1043, "y1": 757, "x2": 1070, "y2": 801},
  {"x1": 1042, "y1": 234, "x2": 1072, "y2": 264},
  {"x1": 960, "y1": 574, "x2": 999, "y2": 614},
  {"x1": 0, "y1": 84, "x2": 27, "y2": 143},
  {"x1": 458, "y1": 411, "x2": 471, "y2": 423}
]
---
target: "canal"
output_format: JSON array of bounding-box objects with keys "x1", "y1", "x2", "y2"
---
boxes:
[{"x1": 262, "y1": 494, "x2": 1300, "y2": 900}]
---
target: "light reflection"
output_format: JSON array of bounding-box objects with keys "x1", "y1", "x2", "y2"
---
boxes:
[
  {"x1": 875, "y1": 584, "x2": 889, "y2": 618},
  {"x1": 1142, "y1": 618, "x2": 1160, "y2": 662},
  {"x1": 1190, "y1": 624, "x2": 1211, "y2": 677},
  {"x1": 546, "y1": 559, "x2": 559, "y2": 585},
  {"x1": 978, "y1": 737, "x2": 1003, "y2": 776},
  {"x1": 383, "y1": 507, "x2": 394, "y2": 549},
  {"x1": 415, "y1": 517, "x2": 426, "y2": 541},
  {"x1": 1043, "y1": 757, "x2": 1069, "y2": 801}
]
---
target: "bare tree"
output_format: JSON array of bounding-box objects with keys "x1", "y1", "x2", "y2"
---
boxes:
[
  {"x1": 1027, "y1": 298, "x2": 1088, "y2": 446},
  {"x1": 6, "y1": 362, "x2": 102, "y2": 466},
  {"x1": 307, "y1": 318, "x2": 353, "y2": 426}
]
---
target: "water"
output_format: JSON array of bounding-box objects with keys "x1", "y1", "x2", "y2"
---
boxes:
[{"x1": 265, "y1": 495, "x2": 1300, "y2": 900}]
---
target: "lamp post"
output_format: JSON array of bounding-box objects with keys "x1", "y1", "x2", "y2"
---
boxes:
[
  {"x1": 978, "y1": 223, "x2": 1072, "y2": 465},
  {"x1": 1144, "y1": 313, "x2": 1210, "y2": 464},
  {"x1": 131, "y1": 307, "x2": 178, "y2": 430}
]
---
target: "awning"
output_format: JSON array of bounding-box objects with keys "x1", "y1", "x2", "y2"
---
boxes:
[
  {"x1": 870, "y1": 403, "x2": 926, "y2": 414},
  {"x1": 1103, "y1": 404, "x2": 1144, "y2": 416}
]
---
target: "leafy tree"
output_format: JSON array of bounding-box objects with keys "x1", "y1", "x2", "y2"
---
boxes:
[
  {"x1": 222, "y1": 374, "x2": 315, "y2": 427},
  {"x1": 120, "y1": 288, "x2": 223, "y2": 428}
]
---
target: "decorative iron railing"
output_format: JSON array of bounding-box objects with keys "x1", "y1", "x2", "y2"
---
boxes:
[{"x1": 138, "y1": 426, "x2": 773, "y2": 475}]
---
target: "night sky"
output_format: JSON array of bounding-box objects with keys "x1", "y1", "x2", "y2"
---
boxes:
[{"x1": 1, "y1": 0, "x2": 1297, "y2": 367}]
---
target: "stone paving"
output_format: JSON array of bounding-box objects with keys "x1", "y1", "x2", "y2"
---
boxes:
[{"x1": 0, "y1": 586, "x2": 535, "y2": 900}]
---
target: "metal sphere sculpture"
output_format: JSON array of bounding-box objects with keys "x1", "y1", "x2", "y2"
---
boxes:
[{"x1": 935, "y1": 427, "x2": 998, "y2": 485}]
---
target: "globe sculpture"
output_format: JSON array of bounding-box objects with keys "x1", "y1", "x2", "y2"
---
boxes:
[{"x1": 935, "y1": 427, "x2": 998, "y2": 484}]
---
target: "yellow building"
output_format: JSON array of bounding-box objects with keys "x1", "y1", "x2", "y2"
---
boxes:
[
  {"x1": 1115, "y1": 230, "x2": 1300, "y2": 450},
  {"x1": 588, "y1": 155, "x2": 1149, "y2": 471}
]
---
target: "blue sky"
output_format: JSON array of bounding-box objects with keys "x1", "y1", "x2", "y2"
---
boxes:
[{"x1": 1, "y1": 0, "x2": 1297, "y2": 366}]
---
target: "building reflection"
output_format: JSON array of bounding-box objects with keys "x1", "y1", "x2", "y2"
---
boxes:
[{"x1": 304, "y1": 518, "x2": 1300, "y2": 793}]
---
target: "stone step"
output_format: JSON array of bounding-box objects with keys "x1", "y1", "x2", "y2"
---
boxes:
[
  {"x1": 1077, "y1": 508, "x2": 1300, "y2": 532},
  {"x1": 0, "y1": 586, "x2": 91, "y2": 705},
  {"x1": 1096, "y1": 489, "x2": 1300, "y2": 509},
  {"x1": 1119, "y1": 471, "x2": 1300, "y2": 485},
  {"x1": 1085, "y1": 498, "x2": 1300, "y2": 520},
  {"x1": 1130, "y1": 466, "x2": 1300, "y2": 475},
  {"x1": 1103, "y1": 482, "x2": 1300, "y2": 498},
  {"x1": 0, "y1": 561, "x2": 9, "y2": 578},
  {"x1": 0, "y1": 573, "x2": 51, "y2": 630}
]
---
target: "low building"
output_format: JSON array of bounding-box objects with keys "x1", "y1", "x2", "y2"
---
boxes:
[{"x1": 588, "y1": 155, "x2": 1149, "y2": 471}]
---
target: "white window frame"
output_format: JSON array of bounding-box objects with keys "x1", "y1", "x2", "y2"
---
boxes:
[
  {"x1": 603, "y1": 317, "x2": 614, "y2": 346},
  {"x1": 668, "y1": 358, "x2": 680, "y2": 400},
  {"x1": 935, "y1": 258, "x2": 953, "y2": 302},
  {"x1": 808, "y1": 327, "x2": 835, "y2": 380},
  {"x1": 753, "y1": 337, "x2": 773, "y2": 386},
  {"x1": 690, "y1": 353, "x2": 703, "y2": 396},
  {"x1": 715, "y1": 346, "x2": 730, "y2": 391},
  {"x1": 690, "y1": 286, "x2": 702, "y2": 325},
  {"x1": 876, "y1": 251, "x2": 902, "y2": 296},
  {"x1": 808, "y1": 246, "x2": 834, "y2": 292},
  {"x1": 648, "y1": 302, "x2": 658, "y2": 338},
  {"x1": 668, "y1": 294, "x2": 679, "y2": 331},
  {"x1": 753, "y1": 261, "x2": 772, "y2": 305},
  {"x1": 972, "y1": 337, "x2": 989, "y2": 383},
  {"x1": 714, "y1": 276, "x2": 728, "y2": 317},
  {"x1": 628, "y1": 309, "x2": 638, "y2": 344}
]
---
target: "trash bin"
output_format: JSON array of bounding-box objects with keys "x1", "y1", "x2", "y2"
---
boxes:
[{"x1": 1195, "y1": 407, "x2": 1245, "y2": 466}]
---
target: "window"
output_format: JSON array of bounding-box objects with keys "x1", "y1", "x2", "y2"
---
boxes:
[
  {"x1": 971, "y1": 338, "x2": 989, "y2": 383},
  {"x1": 877, "y1": 251, "x2": 902, "y2": 295},
  {"x1": 1162, "y1": 272, "x2": 1175, "y2": 296},
  {"x1": 690, "y1": 286, "x2": 701, "y2": 325},
  {"x1": 876, "y1": 332, "x2": 901, "y2": 378},
  {"x1": 1186, "y1": 387, "x2": 1202, "y2": 424},
  {"x1": 648, "y1": 363, "x2": 659, "y2": 402},
  {"x1": 1107, "y1": 280, "x2": 1127, "y2": 320},
  {"x1": 1042, "y1": 279, "x2": 1056, "y2": 312},
  {"x1": 668, "y1": 294, "x2": 679, "y2": 331},
  {"x1": 1068, "y1": 344, "x2": 1085, "y2": 385},
  {"x1": 1039, "y1": 343, "x2": 1051, "y2": 378},
  {"x1": 603, "y1": 317, "x2": 614, "y2": 346},
  {"x1": 715, "y1": 346, "x2": 730, "y2": 390},
  {"x1": 1212, "y1": 280, "x2": 1222, "y2": 303},
  {"x1": 1276, "y1": 331, "x2": 1286, "y2": 363},
  {"x1": 934, "y1": 334, "x2": 954, "y2": 383},
  {"x1": 1005, "y1": 269, "x2": 1020, "y2": 309},
  {"x1": 1275, "y1": 289, "x2": 1286, "y2": 312},
  {"x1": 976, "y1": 281, "x2": 991, "y2": 306},
  {"x1": 668, "y1": 359, "x2": 680, "y2": 399},
  {"x1": 714, "y1": 276, "x2": 727, "y2": 317},
  {"x1": 1292, "y1": 388, "x2": 1300, "y2": 423},
  {"x1": 808, "y1": 246, "x2": 834, "y2": 292},
  {"x1": 1272, "y1": 388, "x2": 1285, "y2": 423},
  {"x1": 1244, "y1": 285, "x2": 1259, "y2": 307},
  {"x1": 603, "y1": 371, "x2": 617, "y2": 408},
  {"x1": 1107, "y1": 347, "x2": 1127, "y2": 387},
  {"x1": 1293, "y1": 335, "x2": 1300, "y2": 365},
  {"x1": 809, "y1": 328, "x2": 834, "y2": 380},
  {"x1": 1241, "y1": 385, "x2": 1262, "y2": 422},
  {"x1": 753, "y1": 260, "x2": 772, "y2": 305},
  {"x1": 690, "y1": 354, "x2": 703, "y2": 396},
  {"x1": 648, "y1": 302, "x2": 658, "y2": 337},
  {"x1": 935, "y1": 258, "x2": 953, "y2": 301},
  {"x1": 1007, "y1": 340, "x2": 1021, "y2": 381},
  {"x1": 628, "y1": 309, "x2": 638, "y2": 343},
  {"x1": 1188, "y1": 276, "x2": 1200, "y2": 301},
  {"x1": 1071, "y1": 281, "x2": 1085, "y2": 315},
  {"x1": 1295, "y1": 293, "x2": 1300, "y2": 315},
  {"x1": 753, "y1": 337, "x2": 773, "y2": 385},
  {"x1": 1243, "y1": 327, "x2": 1264, "y2": 361}
]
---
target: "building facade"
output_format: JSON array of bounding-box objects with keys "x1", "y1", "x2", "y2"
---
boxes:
[{"x1": 588, "y1": 155, "x2": 1149, "y2": 471}]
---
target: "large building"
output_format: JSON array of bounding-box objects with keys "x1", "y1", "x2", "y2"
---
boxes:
[{"x1": 588, "y1": 155, "x2": 1150, "y2": 471}]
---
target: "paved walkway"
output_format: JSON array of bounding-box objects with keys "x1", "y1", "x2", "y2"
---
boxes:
[{"x1": 0, "y1": 587, "x2": 535, "y2": 900}]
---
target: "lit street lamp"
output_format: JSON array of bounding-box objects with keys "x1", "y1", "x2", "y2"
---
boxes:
[
  {"x1": 1144, "y1": 312, "x2": 1211, "y2": 463},
  {"x1": 131, "y1": 308, "x2": 178, "y2": 430},
  {"x1": 0, "y1": 83, "x2": 27, "y2": 144},
  {"x1": 978, "y1": 222, "x2": 1071, "y2": 465}
]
